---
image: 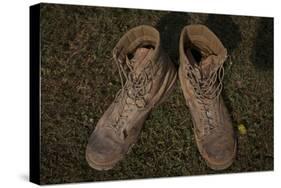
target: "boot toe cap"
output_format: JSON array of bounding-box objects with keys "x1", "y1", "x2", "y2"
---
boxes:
[
  {"x1": 202, "y1": 135, "x2": 236, "y2": 170},
  {"x1": 86, "y1": 130, "x2": 123, "y2": 170}
]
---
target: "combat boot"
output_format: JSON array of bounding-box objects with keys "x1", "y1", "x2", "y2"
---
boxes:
[
  {"x1": 178, "y1": 25, "x2": 236, "y2": 170},
  {"x1": 86, "y1": 25, "x2": 177, "y2": 170}
]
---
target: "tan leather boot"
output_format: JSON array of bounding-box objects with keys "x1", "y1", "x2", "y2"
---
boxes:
[
  {"x1": 86, "y1": 25, "x2": 177, "y2": 170},
  {"x1": 178, "y1": 25, "x2": 236, "y2": 170}
]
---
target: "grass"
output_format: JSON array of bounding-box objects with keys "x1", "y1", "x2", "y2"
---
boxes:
[{"x1": 39, "y1": 3, "x2": 273, "y2": 184}]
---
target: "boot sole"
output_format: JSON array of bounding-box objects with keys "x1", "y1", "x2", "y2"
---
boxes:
[{"x1": 85, "y1": 151, "x2": 122, "y2": 171}]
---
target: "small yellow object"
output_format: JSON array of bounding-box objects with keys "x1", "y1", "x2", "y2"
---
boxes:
[{"x1": 238, "y1": 124, "x2": 247, "y2": 135}]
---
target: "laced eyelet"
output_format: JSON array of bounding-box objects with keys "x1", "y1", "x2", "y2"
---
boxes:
[
  {"x1": 185, "y1": 60, "x2": 225, "y2": 137},
  {"x1": 111, "y1": 51, "x2": 153, "y2": 138}
]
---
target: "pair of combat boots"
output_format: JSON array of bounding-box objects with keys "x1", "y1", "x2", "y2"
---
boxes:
[{"x1": 86, "y1": 25, "x2": 236, "y2": 171}]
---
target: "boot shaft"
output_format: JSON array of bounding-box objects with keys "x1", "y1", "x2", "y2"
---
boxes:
[
  {"x1": 112, "y1": 25, "x2": 176, "y2": 108},
  {"x1": 179, "y1": 24, "x2": 230, "y2": 137}
]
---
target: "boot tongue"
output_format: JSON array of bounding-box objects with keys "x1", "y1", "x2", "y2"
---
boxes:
[
  {"x1": 199, "y1": 55, "x2": 220, "y2": 79},
  {"x1": 186, "y1": 48, "x2": 221, "y2": 79},
  {"x1": 126, "y1": 47, "x2": 153, "y2": 75}
]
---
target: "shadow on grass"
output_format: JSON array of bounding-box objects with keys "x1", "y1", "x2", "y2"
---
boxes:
[
  {"x1": 250, "y1": 18, "x2": 273, "y2": 70},
  {"x1": 204, "y1": 14, "x2": 242, "y2": 56},
  {"x1": 156, "y1": 13, "x2": 243, "y2": 65},
  {"x1": 156, "y1": 12, "x2": 191, "y2": 65}
]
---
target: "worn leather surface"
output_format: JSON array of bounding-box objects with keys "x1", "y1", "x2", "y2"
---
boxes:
[
  {"x1": 178, "y1": 24, "x2": 236, "y2": 170},
  {"x1": 86, "y1": 25, "x2": 177, "y2": 170}
]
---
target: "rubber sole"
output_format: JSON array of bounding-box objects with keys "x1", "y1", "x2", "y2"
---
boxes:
[{"x1": 85, "y1": 150, "x2": 122, "y2": 171}]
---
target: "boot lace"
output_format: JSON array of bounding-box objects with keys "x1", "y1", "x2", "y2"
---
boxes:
[
  {"x1": 107, "y1": 49, "x2": 153, "y2": 138},
  {"x1": 185, "y1": 57, "x2": 225, "y2": 138}
]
